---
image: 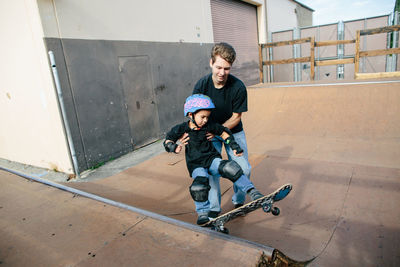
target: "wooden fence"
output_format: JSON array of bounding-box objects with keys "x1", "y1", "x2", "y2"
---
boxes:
[{"x1": 259, "y1": 25, "x2": 400, "y2": 82}]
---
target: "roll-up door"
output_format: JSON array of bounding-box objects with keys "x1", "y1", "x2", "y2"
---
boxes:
[{"x1": 210, "y1": 0, "x2": 259, "y2": 85}]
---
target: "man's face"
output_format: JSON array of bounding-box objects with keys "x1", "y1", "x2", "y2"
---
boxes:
[{"x1": 210, "y1": 55, "x2": 231, "y2": 86}]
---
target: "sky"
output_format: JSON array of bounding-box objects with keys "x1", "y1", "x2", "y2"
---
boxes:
[{"x1": 299, "y1": 0, "x2": 396, "y2": 25}]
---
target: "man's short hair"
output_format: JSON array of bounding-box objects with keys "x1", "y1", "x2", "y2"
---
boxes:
[{"x1": 211, "y1": 42, "x2": 236, "y2": 65}]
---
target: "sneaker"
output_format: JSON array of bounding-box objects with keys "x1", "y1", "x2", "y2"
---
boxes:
[
  {"x1": 196, "y1": 214, "x2": 210, "y2": 225},
  {"x1": 248, "y1": 188, "x2": 264, "y2": 201},
  {"x1": 208, "y1": 211, "x2": 220, "y2": 219}
]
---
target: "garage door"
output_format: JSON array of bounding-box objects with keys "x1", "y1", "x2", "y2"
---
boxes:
[{"x1": 210, "y1": 0, "x2": 259, "y2": 85}]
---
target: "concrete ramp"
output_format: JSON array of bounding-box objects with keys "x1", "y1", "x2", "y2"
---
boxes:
[
  {"x1": 56, "y1": 80, "x2": 400, "y2": 266},
  {"x1": 61, "y1": 80, "x2": 400, "y2": 266},
  {"x1": 242, "y1": 80, "x2": 400, "y2": 265},
  {"x1": 2, "y1": 80, "x2": 399, "y2": 266},
  {"x1": 247, "y1": 80, "x2": 400, "y2": 168}
]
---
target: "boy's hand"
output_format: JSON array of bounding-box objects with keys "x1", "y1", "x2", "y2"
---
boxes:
[
  {"x1": 164, "y1": 140, "x2": 181, "y2": 154},
  {"x1": 233, "y1": 150, "x2": 243, "y2": 157},
  {"x1": 225, "y1": 136, "x2": 243, "y2": 155}
]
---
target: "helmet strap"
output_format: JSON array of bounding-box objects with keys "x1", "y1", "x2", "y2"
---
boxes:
[{"x1": 188, "y1": 112, "x2": 201, "y2": 130}]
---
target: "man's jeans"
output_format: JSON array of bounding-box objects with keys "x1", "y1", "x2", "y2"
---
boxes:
[
  {"x1": 191, "y1": 156, "x2": 254, "y2": 215},
  {"x1": 209, "y1": 130, "x2": 251, "y2": 213}
]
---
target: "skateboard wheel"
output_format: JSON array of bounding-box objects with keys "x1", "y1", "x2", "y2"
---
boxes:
[
  {"x1": 217, "y1": 226, "x2": 229, "y2": 234},
  {"x1": 220, "y1": 228, "x2": 229, "y2": 234},
  {"x1": 262, "y1": 204, "x2": 271, "y2": 213},
  {"x1": 271, "y1": 207, "x2": 280, "y2": 216}
]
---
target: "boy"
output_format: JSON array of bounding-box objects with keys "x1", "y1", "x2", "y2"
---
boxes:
[{"x1": 164, "y1": 94, "x2": 263, "y2": 225}]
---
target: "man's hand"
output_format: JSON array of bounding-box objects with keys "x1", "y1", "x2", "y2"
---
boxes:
[
  {"x1": 167, "y1": 132, "x2": 189, "y2": 153},
  {"x1": 206, "y1": 132, "x2": 215, "y2": 140},
  {"x1": 178, "y1": 133, "x2": 189, "y2": 145},
  {"x1": 222, "y1": 112, "x2": 242, "y2": 130},
  {"x1": 175, "y1": 144, "x2": 183, "y2": 153}
]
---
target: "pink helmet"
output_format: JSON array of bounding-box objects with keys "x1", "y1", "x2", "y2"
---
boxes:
[{"x1": 184, "y1": 94, "x2": 215, "y2": 116}]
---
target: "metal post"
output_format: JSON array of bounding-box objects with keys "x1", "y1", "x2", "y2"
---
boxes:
[
  {"x1": 48, "y1": 51, "x2": 80, "y2": 178},
  {"x1": 386, "y1": 13, "x2": 393, "y2": 72},
  {"x1": 268, "y1": 31, "x2": 274, "y2": 82},
  {"x1": 393, "y1": 11, "x2": 399, "y2": 71},
  {"x1": 262, "y1": 45, "x2": 268, "y2": 82},
  {"x1": 362, "y1": 18, "x2": 367, "y2": 73},
  {"x1": 317, "y1": 26, "x2": 320, "y2": 80},
  {"x1": 293, "y1": 27, "x2": 301, "y2": 82},
  {"x1": 263, "y1": 0, "x2": 269, "y2": 82},
  {"x1": 337, "y1": 21, "x2": 345, "y2": 79}
]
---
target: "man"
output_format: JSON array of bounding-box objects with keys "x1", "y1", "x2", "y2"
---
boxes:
[
  {"x1": 164, "y1": 94, "x2": 263, "y2": 225},
  {"x1": 192, "y1": 42, "x2": 252, "y2": 218}
]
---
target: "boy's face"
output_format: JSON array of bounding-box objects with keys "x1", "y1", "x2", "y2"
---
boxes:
[
  {"x1": 192, "y1": 110, "x2": 211, "y2": 129},
  {"x1": 210, "y1": 55, "x2": 231, "y2": 86}
]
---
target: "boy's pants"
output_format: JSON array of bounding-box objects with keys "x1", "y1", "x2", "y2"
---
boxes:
[
  {"x1": 191, "y1": 156, "x2": 254, "y2": 215},
  {"x1": 210, "y1": 130, "x2": 252, "y2": 213}
]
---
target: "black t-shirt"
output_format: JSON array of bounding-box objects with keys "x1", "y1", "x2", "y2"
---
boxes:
[
  {"x1": 165, "y1": 121, "x2": 227, "y2": 176},
  {"x1": 193, "y1": 74, "x2": 248, "y2": 133}
]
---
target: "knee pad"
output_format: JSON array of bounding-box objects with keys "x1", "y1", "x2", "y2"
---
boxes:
[
  {"x1": 189, "y1": 176, "x2": 210, "y2": 202},
  {"x1": 218, "y1": 160, "x2": 243, "y2": 182}
]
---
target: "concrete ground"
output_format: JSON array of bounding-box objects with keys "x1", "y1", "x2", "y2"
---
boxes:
[{"x1": 1, "y1": 79, "x2": 400, "y2": 266}]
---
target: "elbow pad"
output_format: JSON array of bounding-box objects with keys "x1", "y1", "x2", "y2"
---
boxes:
[{"x1": 163, "y1": 140, "x2": 178, "y2": 153}]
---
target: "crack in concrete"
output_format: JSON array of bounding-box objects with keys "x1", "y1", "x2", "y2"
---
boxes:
[
  {"x1": 121, "y1": 217, "x2": 147, "y2": 236},
  {"x1": 311, "y1": 167, "x2": 354, "y2": 262}
]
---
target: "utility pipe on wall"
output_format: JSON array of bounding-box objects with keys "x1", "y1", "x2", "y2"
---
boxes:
[{"x1": 48, "y1": 51, "x2": 80, "y2": 178}]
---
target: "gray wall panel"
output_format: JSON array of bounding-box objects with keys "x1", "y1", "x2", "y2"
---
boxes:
[
  {"x1": 112, "y1": 41, "x2": 212, "y2": 134},
  {"x1": 44, "y1": 38, "x2": 212, "y2": 171},
  {"x1": 62, "y1": 39, "x2": 133, "y2": 168}
]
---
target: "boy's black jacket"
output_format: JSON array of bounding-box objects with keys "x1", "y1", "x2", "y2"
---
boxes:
[{"x1": 165, "y1": 121, "x2": 230, "y2": 176}]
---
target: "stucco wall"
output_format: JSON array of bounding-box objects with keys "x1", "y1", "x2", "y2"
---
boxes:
[
  {"x1": 38, "y1": 0, "x2": 214, "y2": 43},
  {"x1": 267, "y1": 0, "x2": 298, "y2": 32},
  {"x1": 0, "y1": 0, "x2": 73, "y2": 173},
  {"x1": 295, "y1": 3, "x2": 313, "y2": 27}
]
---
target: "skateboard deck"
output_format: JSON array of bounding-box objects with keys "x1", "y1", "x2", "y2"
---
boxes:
[{"x1": 202, "y1": 183, "x2": 292, "y2": 234}]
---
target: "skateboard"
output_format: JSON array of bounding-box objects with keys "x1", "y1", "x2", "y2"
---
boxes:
[{"x1": 202, "y1": 183, "x2": 292, "y2": 234}]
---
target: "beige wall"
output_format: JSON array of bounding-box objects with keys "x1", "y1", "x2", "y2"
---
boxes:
[
  {"x1": 38, "y1": 0, "x2": 215, "y2": 43},
  {"x1": 295, "y1": 3, "x2": 313, "y2": 27},
  {"x1": 0, "y1": 0, "x2": 73, "y2": 173},
  {"x1": 38, "y1": 0, "x2": 270, "y2": 44},
  {"x1": 267, "y1": 0, "x2": 298, "y2": 32}
]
